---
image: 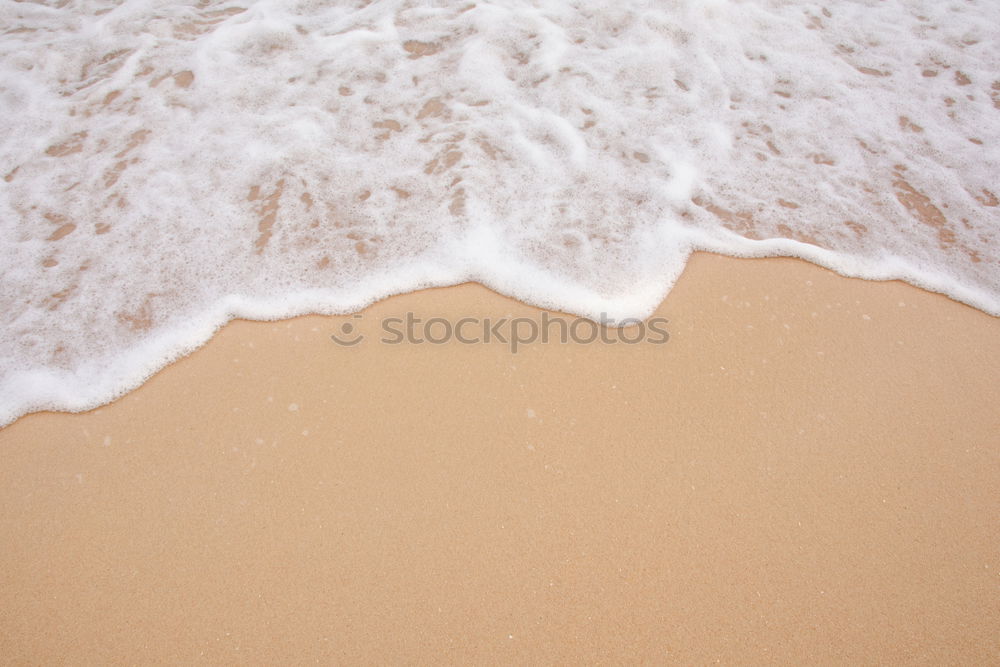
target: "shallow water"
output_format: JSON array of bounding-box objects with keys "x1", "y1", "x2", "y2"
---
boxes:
[{"x1": 1, "y1": 0, "x2": 998, "y2": 424}]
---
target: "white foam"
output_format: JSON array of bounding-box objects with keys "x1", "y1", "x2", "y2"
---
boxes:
[{"x1": 1, "y1": 0, "x2": 998, "y2": 425}]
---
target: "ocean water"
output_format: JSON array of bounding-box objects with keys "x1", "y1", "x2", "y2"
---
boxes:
[{"x1": 1, "y1": 0, "x2": 998, "y2": 424}]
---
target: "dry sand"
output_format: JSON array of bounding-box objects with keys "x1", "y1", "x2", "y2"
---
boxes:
[{"x1": 1, "y1": 252, "x2": 998, "y2": 663}]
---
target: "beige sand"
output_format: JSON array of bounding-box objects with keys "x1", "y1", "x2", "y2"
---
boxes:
[{"x1": 1, "y1": 252, "x2": 998, "y2": 663}]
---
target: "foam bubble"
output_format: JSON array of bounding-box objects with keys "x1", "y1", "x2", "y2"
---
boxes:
[{"x1": 1, "y1": 0, "x2": 998, "y2": 425}]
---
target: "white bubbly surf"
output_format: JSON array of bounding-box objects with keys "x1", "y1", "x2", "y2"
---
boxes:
[{"x1": 1, "y1": 0, "x2": 999, "y2": 424}]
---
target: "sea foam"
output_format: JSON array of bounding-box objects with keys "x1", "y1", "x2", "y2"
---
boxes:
[{"x1": 1, "y1": 0, "x2": 998, "y2": 425}]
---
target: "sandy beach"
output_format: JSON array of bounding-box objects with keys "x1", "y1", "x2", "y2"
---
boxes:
[
  {"x1": 1, "y1": 252, "x2": 997, "y2": 663},
  {"x1": 2, "y1": 1, "x2": 999, "y2": 662}
]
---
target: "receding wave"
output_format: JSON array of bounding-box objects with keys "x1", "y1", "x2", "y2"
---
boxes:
[{"x1": 1, "y1": 0, "x2": 998, "y2": 424}]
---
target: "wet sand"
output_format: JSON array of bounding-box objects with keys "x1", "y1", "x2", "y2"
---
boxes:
[{"x1": 1, "y1": 252, "x2": 998, "y2": 663}]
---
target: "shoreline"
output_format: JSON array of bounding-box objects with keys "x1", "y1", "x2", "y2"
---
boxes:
[
  {"x1": 2, "y1": 252, "x2": 998, "y2": 662},
  {"x1": 3, "y1": 245, "x2": 999, "y2": 430}
]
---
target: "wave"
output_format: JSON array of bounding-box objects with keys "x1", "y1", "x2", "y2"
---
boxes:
[{"x1": 1, "y1": 0, "x2": 998, "y2": 425}]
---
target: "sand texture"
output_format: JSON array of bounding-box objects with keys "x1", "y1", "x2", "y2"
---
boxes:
[{"x1": 1, "y1": 253, "x2": 998, "y2": 663}]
